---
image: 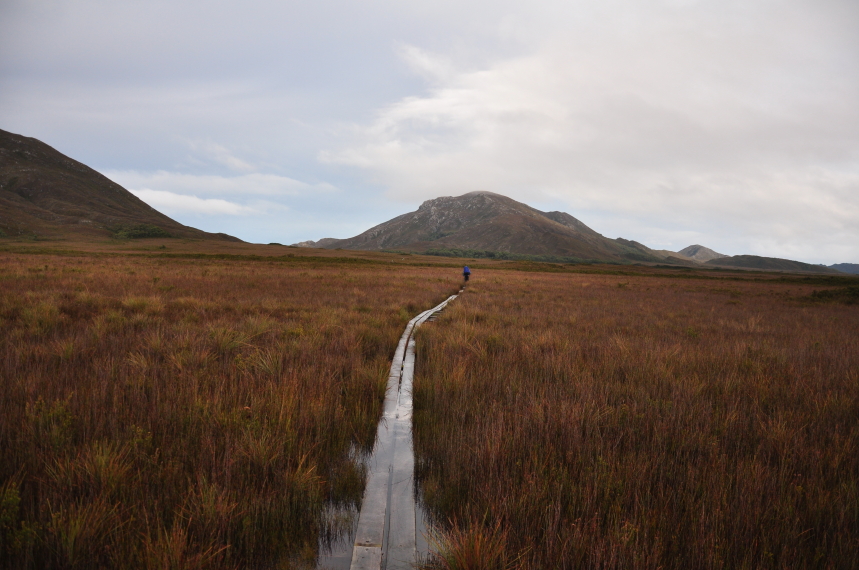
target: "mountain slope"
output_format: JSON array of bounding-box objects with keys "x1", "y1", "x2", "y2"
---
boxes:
[
  {"x1": 830, "y1": 263, "x2": 859, "y2": 275},
  {"x1": 0, "y1": 129, "x2": 238, "y2": 241},
  {"x1": 705, "y1": 255, "x2": 840, "y2": 274},
  {"x1": 679, "y1": 244, "x2": 728, "y2": 262},
  {"x1": 297, "y1": 191, "x2": 843, "y2": 273},
  {"x1": 319, "y1": 192, "x2": 664, "y2": 262}
]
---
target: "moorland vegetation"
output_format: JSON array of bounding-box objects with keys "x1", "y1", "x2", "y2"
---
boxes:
[
  {"x1": 415, "y1": 271, "x2": 859, "y2": 569},
  {"x1": 0, "y1": 251, "x2": 458, "y2": 568},
  {"x1": 1, "y1": 240, "x2": 857, "y2": 570}
]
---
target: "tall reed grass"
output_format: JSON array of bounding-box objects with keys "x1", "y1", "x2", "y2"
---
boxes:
[
  {"x1": 414, "y1": 272, "x2": 859, "y2": 569},
  {"x1": 0, "y1": 253, "x2": 458, "y2": 568}
]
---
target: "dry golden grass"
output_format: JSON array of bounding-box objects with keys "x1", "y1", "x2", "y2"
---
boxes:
[
  {"x1": 415, "y1": 271, "x2": 859, "y2": 569},
  {"x1": 0, "y1": 252, "x2": 459, "y2": 568}
]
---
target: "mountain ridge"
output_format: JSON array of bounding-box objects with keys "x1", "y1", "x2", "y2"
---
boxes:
[
  {"x1": 306, "y1": 191, "x2": 671, "y2": 263},
  {"x1": 3, "y1": 129, "x2": 848, "y2": 273},
  {"x1": 295, "y1": 192, "x2": 843, "y2": 274},
  {"x1": 0, "y1": 129, "x2": 239, "y2": 241},
  {"x1": 706, "y1": 255, "x2": 841, "y2": 274},
  {"x1": 829, "y1": 263, "x2": 859, "y2": 275}
]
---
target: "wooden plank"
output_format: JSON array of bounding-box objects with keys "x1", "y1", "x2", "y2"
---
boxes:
[
  {"x1": 385, "y1": 419, "x2": 417, "y2": 570},
  {"x1": 350, "y1": 546, "x2": 382, "y2": 569},
  {"x1": 351, "y1": 431, "x2": 393, "y2": 552},
  {"x1": 348, "y1": 294, "x2": 458, "y2": 570}
]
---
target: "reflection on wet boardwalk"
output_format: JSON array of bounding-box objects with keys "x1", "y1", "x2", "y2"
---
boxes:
[{"x1": 346, "y1": 293, "x2": 459, "y2": 570}]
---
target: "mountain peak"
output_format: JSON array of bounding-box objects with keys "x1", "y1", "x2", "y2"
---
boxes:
[
  {"x1": 418, "y1": 191, "x2": 515, "y2": 209},
  {"x1": 678, "y1": 244, "x2": 728, "y2": 262},
  {"x1": 317, "y1": 191, "x2": 664, "y2": 262}
]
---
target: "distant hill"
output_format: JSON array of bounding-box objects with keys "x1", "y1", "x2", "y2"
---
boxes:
[
  {"x1": 679, "y1": 244, "x2": 728, "y2": 262},
  {"x1": 830, "y1": 263, "x2": 859, "y2": 275},
  {"x1": 312, "y1": 191, "x2": 669, "y2": 263},
  {"x1": 650, "y1": 249, "x2": 698, "y2": 263},
  {"x1": 298, "y1": 192, "x2": 846, "y2": 274},
  {"x1": 294, "y1": 238, "x2": 340, "y2": 248},
  {"x1": 0, "y1": 129, "x2": 239, "y2": 241},
  {"x1": 706, "y1": 255, "x2": 840, "y2": 274}
]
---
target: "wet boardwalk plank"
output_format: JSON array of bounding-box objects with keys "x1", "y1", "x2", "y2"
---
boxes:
[{"x1": 349, "y1": 294, "x2": 458, "y2": 570}]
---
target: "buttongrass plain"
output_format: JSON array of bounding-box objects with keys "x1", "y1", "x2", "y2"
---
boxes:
[
  {"x1": 414, "y1": 271, "x2": 859, "y2": 569},
  {"x1": 0, "y1": 252, "x2": 458, "y2": 569}
]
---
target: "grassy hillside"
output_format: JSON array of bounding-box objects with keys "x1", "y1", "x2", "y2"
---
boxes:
[
  {"x1": 0, "y1": 129, "x2": 236, "y2": 242},
  {"x1": 706, "y1": 254, "x2": 839, "y2": 274},
  {"x1": 831, "y1": 263, "x2": 859, "y2": 275}
]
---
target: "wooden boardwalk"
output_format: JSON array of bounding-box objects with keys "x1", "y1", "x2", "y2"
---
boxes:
[{"x1": 350, "y1": 293, "x2": 459, "y2": 570}]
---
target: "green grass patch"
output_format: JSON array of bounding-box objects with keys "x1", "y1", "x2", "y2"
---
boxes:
[
  {"x1": 111, "y1": 224, "x2": 172, "y2": 239},
  {"x1": 423, "y1": 247, "x2": 597, "y2": 264}
]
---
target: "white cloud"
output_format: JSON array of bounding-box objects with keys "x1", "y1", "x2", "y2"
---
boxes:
[
  {"x1": 395, "y1": 44, "x2": 456, "y2": 85},
  {"x1": 186, "y1": 140, "x2": 255, "y2": 172},
  {"x1": 129, "y1": 189, "x2": 257, "y2": 216},
  {"x1": 103, "y1": 170, "x2": 338, "y2": 198},
  {"x1": 325, "y1": 1, "x2": 859, "y2": 262}
]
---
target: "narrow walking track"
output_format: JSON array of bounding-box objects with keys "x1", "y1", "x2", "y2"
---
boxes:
[{"x1": 349, "y1": 292, "x2": 460, "y2": 570}]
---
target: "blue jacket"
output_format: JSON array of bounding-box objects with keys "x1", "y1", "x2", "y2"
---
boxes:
[{"x1": 463, "y1": 266, "x2": 471, "y2": 274}]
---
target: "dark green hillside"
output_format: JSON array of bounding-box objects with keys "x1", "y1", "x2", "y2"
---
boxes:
[
  {"x1": 830, "y1": 263, "x2": 859, "y2": 274},
  {"x1": 707, "y1": 255, "x2": 839, "y2": 274},
  {"x1": 0, "y1": 129, "x2": 239, "y2": 242}
]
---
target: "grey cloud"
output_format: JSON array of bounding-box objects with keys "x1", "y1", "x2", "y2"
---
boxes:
[
  {"x1": 1, "y1": 0, "x2": 857, "y2": 262},
  {"x1": 326, "y1": 1, "x2": 859, "y2": 263}
]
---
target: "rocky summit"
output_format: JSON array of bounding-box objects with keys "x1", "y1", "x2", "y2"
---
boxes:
[{"x1": 312, "y1": 191, "x2": 672, "y2": 263}]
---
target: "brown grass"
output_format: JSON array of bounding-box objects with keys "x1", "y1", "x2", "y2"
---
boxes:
[
  {"x1": 0, "y1": 252, "x2": 459, "y2": 568},
  {"x1": 414, "y1": 271, "x2": 859, "y2": 569}
]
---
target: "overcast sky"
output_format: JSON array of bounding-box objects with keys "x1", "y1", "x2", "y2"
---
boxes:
[{"x1": 2, "y1": 0, "x2": 857, "y2": 263}]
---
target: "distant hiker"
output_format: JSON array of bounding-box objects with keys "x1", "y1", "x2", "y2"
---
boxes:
[{"x1": 463, "y1": 265, "x2": 471, "y2": 282}]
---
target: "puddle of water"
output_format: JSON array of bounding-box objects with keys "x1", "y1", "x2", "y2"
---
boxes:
[
  {"x1": 317, "y1": 489, "x2": 433, "y2": 569},
  {"x1": 316, "y1": 503, "x2": 361, "y2": 570},
  {"x1": 317, "y1": 544, "x2": 353, "y2": 569},
  {"x1": 415, "y1": 500, "x2": 432, "y2": 561}
]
